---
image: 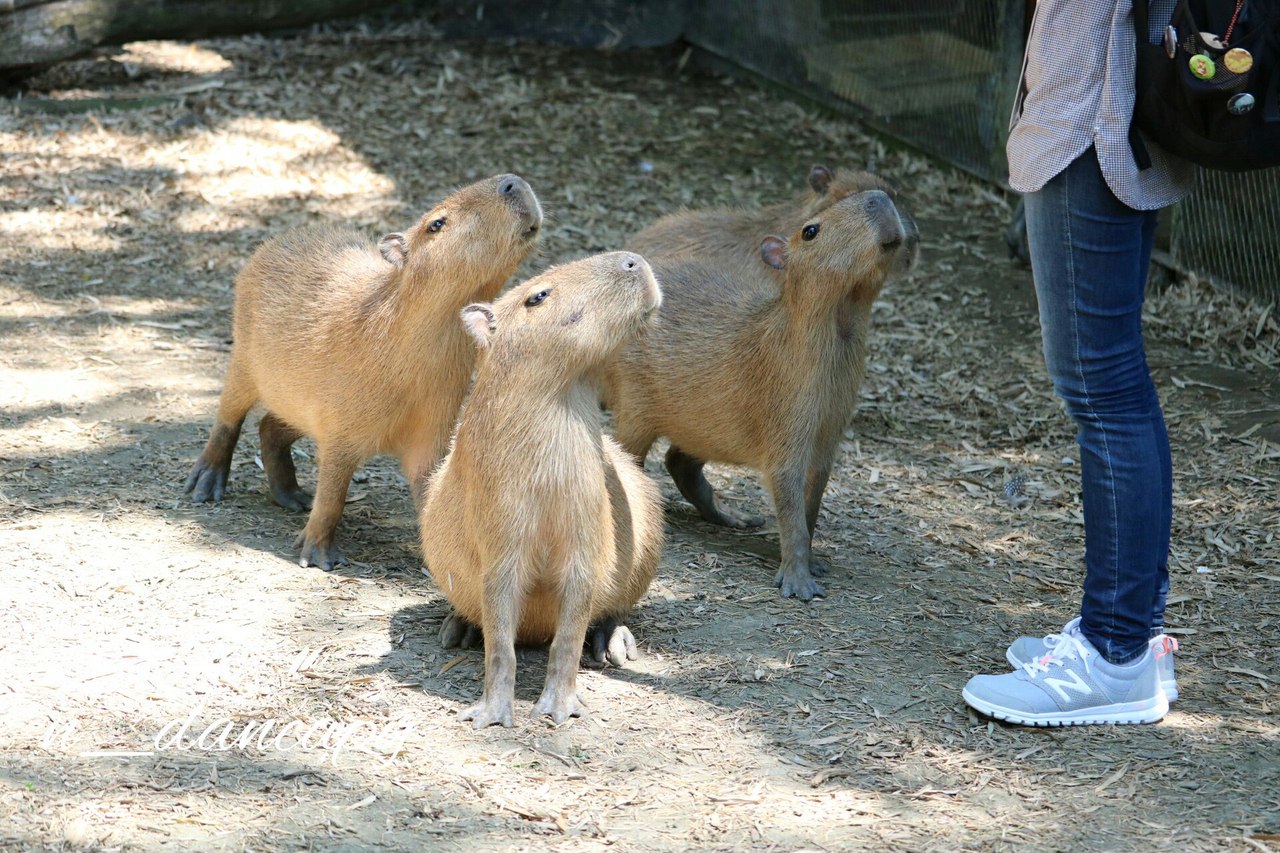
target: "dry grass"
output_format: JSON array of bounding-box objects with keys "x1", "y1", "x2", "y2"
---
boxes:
[{"x1": 1, "y1": 13, "x2": 1278, "y2": 852}]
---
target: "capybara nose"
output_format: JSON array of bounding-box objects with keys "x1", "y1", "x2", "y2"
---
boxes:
[
  {"x1": 499, "y1": 176, "x2": 524, "y2": 196},
  {"x1": 863, "y1": 190, "x2": 891, "y2": 216},
  {"x1": 618, "y1": 252, "x2": 643, "y2": 273}
]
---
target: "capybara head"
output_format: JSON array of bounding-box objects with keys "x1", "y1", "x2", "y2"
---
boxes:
[
  {"x1": 399, "y1": 173, "x2": 543, "y2": 286},
  {"x1": 461, "y1": 252, "x2": 661, "y2": 371},
  {"x1": 800, "y1": 166, "x2": 919, "y2": 273},
  {"x1": 761, "y1": 188, "x2": 920, "y2": 294}
]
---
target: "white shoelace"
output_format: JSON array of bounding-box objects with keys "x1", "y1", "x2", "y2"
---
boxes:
[{"x1": 1021, "y1": 630, "x2": 1093, "y2": 678}]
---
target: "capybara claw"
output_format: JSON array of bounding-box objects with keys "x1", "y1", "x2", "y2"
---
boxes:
[
  {"x1": 774, "y1": 566, "x2": 825, "y2": 601},
  {"x1": 718, "y1": 507, "x2": 767, "y2": 530},
  {"x1": 185, "y1": 459, "x2": 228, "y2": 503},
  {"x1": 586, "y1": 616, "x2": 639, "y2": 668},
  {"x1": 271, "y1": 487, "x2": 312, "y2": 513},
  {"x1": 440, "y1": 611, "x2": 483, "y2": 649},
  {"x1": 591, "y1": 625, "x2": 638, "y2": 668},
  {"x1": 533, "y1": 691, "x2": 586, "y2": 724},
  {"x1": 460, "y1": 698, "x2": 514, "y2": 729},
  {"x1": 294, "y1": 532, "x2": 346, "y2": 571}
]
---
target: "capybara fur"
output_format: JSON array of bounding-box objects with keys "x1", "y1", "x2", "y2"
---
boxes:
[
  {"x1": 185, "y1": 174, "x2": 542, "y2": 569},
  {"x1": 603, "y1": 178, "x2": 919, "y2": 600},
  {"x1": 628, "y1": 164, "x2": 901, "y2": 292},
  {"x1": 420, "y1": 251, "x2": 664, "y2": 728}
]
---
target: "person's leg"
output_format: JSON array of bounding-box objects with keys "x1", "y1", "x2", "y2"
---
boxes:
[{"x1": 1023, "y1": 148, "x2": 1168, "y2": 665}]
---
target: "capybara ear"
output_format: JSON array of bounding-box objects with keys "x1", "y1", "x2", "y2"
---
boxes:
[
  {"x1": 461, "y1": 303, "x2": 497, "y2": 348},
  {"x1": 808, "y1": 165, "x2": 835, "y2": 194},
  {"x1": 760, "y1": 235, "x2": 788, "y2": 270},
  {"x1": 379, "y1": 232, "x2": 407, "y2": 268}
]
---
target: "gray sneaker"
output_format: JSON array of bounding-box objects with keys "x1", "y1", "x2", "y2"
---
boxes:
[
  {"x1": 1006, "y1": 617, "x2": 1180, "y2": 701},
  {"x1": 964, "y1": 624, "x2": 1169, "y2": 726}
]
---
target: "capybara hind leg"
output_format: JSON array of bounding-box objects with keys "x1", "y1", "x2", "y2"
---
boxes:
[
  {"x1": 804, "y1": 461, "x2": 835, "y2": 577},
  {"x1": 768, "y1": 467, "x2": 825, "y2": 600},
  {"x1": 461, "y1": 556, "x2": 522, "y2": 729},
  {"x1": 259, "y1": 412, "x2": 311, "y2": 512},
  {"x1": 185, "y1": 358, "x2": 256, "y2": 503},
  {"x1": 440, "y1": 609, "x2": 483, "y2": 650},
  {"x1": 294, "y1": 446, "x2": 359, "y2": 570},
  {"x1": 665, "y1": 446, "x2": 766, "y2": 529},
  {"x1": 585, "y1": 613, "x2": 639, "y2": 669},
  {"x1": 533, "y1": 559, "x2": 592, "y2": 723}
]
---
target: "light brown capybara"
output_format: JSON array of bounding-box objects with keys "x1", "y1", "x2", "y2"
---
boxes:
[
  {"x1": 185, "y1": 174, "x2": 542, "y2": 569},
  {"x1": 420, "y1": 251, "x2": 664, "y2": 728},
  {"x1": 603, "y1": 179, "x2": 919, "y2": 600},
  {"x1": 628, "y1": 164, "x2": 891, "y2": 292}
]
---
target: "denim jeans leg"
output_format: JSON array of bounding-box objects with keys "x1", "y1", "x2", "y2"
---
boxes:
[{"x1": 1022, "y1": 148, "x2": 1170, "y2": 665}]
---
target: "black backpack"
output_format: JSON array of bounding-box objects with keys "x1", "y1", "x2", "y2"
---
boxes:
[{"x1": 1132, "y1": 0, "x2": 1280, "y2": 170}]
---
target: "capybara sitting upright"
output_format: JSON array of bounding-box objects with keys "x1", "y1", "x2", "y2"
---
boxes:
[
  {"x1": 628, "y1": 164, "x2": 888, "y2": 292},
  {"x1": 185, "y1": 174, "x2": 542, "y2": 569},
  {"x1": 420, "y1": 252, "x2": 664, "y2": 728},
  {"x1": 603, "y1": 182, "x2": 918, "y2": 600}
]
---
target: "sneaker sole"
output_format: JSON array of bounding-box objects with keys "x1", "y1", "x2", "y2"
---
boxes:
[
  {"x1": 1004, "y1": 649, "x2": 1179, "y2": 702},
  {"x1": 962, "y1": 686, "x2": 1169, "y2": 727}
]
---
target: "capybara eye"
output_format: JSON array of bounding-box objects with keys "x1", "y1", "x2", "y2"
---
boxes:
[
  {"x1": 428, "y1": 217, "x2": 447, "y2": 233},
  {"x1": 525, "y1": 289, "x2": 550, "y2": 307},
  {"x1": 802, "y1": 223, "x2": 820, "y2": 241}
]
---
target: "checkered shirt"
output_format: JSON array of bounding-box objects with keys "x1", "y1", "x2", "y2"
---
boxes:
[{"x1": 1007, "y1": 0, "x2": 1198, "y2": 210}]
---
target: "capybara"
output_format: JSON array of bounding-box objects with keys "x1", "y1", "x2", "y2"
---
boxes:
[
  {"x1": 185, "y1": 174, "x2": 542, "y2": 569},
  {"x1": 627, "y1": 164, "x2": 892, "y2": 292},
  {"x1": 420, "y1": 251, "x2": 664, "y2": 728},
  {"x1": 603, "y1": 181, "x2": 919, "y2": 600}
]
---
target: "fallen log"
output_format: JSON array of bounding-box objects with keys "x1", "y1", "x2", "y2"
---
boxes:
[{"x1": 0, "y1": 0, "x2": 398, "y2": 76}]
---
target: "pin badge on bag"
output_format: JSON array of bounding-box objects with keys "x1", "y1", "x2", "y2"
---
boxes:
[
  {"x1": 1189, "y1": 53, "x2": 1216, "y2": 79},
  {"x1": 1223, "y1": 47, "x2": 1253, "y2": 74},
  {"x1": 1199, "y1": 31, "x2": 1225, "y2": 50},
  {"x1": 1227, "y1": 92, "x2": 1256, "y2": 114}
]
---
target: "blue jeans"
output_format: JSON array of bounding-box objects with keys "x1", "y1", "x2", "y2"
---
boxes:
[{"x1": 1022, "y1": 148, "x2": 1172, "y2": 665}]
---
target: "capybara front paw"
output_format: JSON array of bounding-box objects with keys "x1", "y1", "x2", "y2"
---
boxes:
[
  {"x1": 774, "y1": 565, "x2": 825, "y2": 600},
  {"x1": 439, "y1": 611, "x2": 483, "y2": 650},
  {"x1": 294, "y1": 531, "x2": 346, "y2": 571},
  {"x1": 185, "y1": 458, "x2": 229, "y2": 503},
  {"x1": 459, "y1": 696, "x2": 514, "y2": 729},
  {"x1": 532, "y1": 689, "x2": 586, "y2": 724},
  {"x1": 270, "y1": 486, "x2": 313, "y2": 513},
  {"x1": 587, "y1": 621, "x2": 639, "y2": 669}
]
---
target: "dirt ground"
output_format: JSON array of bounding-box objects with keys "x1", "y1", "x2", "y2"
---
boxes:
[{"x1": 2, "y1": 13, "x2": 1279, "y2": 853}]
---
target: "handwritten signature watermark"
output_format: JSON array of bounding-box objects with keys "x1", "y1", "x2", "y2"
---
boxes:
[{"x1": 39, "y1": 703, "x2": 414, "y2": 765}]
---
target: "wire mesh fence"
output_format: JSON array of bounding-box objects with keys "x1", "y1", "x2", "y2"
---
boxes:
[{"x1": 682, "y1": 0, "x2": 1280, "y2": 303}]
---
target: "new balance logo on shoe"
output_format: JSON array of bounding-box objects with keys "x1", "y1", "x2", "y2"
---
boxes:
[{"x1": 1043, "y1": 668, "x2": 1093, "y2": 703}]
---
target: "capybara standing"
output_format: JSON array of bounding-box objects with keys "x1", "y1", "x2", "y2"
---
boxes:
[
  {"x1": 603, "y1": 183, "x2": 919, "y2": 600},
  {"x1": 185, "y1": 174, "x2": 542, "y2": 569},
  {"x1": 421, "y1": 252, "x2": 664, "y2": 728},
  {"x1": 628, "y1": 164, "x2": 891, "y2": 292}
]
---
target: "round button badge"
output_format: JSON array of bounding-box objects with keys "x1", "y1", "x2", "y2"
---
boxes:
[
  {"x1": 1189, "y1": 53, "x2": 1216, "y2": 80},
  {"x1": 1227, "y1": 92, "x2": 1256, "y2": 114},
  {"x1": 1223, "y1": 47, "x2": 1253, "y2": 74}
]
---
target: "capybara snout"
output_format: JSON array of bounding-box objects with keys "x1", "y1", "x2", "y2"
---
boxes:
[{"x1": 493, "y1": 173, "x2": 542, "y2": 234}]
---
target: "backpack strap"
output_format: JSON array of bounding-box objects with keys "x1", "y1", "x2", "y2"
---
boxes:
[{"x1": 1130, "y1": 0, "x2": 1155, "y2": 170}]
